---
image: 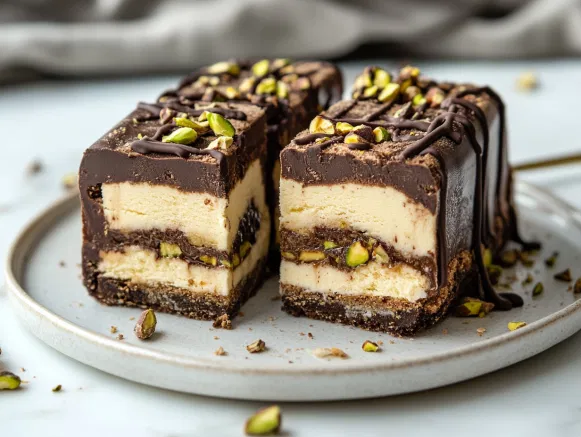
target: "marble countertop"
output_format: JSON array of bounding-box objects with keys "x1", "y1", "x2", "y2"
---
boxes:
[{"x1": 2, "y1": 60, "x2": 581, "y2": 437}]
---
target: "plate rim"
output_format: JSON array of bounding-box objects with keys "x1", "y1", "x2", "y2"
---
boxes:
[{"x1": 5, "y1": 181, "x2": 581, "y2": 377}]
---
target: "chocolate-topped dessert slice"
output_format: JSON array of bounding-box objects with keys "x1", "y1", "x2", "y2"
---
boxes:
[
  {"x1": 172, "y1": 59, "x2": 343, "y2": 268},
  {"x1": 279, "y1": 66, "x2": 535, "y2": 335},
  {"x1": 80, "y1": 100, "x2": 270, "y2": 321}
]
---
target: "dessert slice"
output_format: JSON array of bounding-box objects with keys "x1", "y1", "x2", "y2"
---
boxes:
[
  {"x1": 80, "y1": 101, "x2": 270, "y2": 320},
  {"x1": 279, "y1": 66, "x2": 531, "y2": 335},
  {"x1": 171, "y1": 59, "x2": 343, "y2": 267}
]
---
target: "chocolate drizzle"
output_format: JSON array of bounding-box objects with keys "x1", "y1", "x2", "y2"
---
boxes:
[{"x1": 298, "y1": 83, "x2": 537, "y2": 310}]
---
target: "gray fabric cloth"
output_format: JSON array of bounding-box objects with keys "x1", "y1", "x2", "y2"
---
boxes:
[{"x1": 1, "y1": 0, "x2": 580, "y2": 83}]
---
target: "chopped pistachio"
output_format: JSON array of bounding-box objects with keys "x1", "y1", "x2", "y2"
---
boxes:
[
  {"x1": 405, "y1": 86, "x2": 421, "y2": 99},
  {"x1": 281, "y1": 251, "x2": 296, "y2": 260},
  {"x1": 362, "y1": 340, "x2": 380, "y2": 352},
  {"x1": 363, "y1": 85, "x2": 379, "y2": 98},
  {"x1": 160, "y1": 107, "x2": 176, "y2": 124},
  {"x1": 0, "y1": 371, "x2": 21, "y2": 390},
  {"x1": 373, "y1": 126, "x2": 390, "y2": 143},
  {"x1": 298, "y1": 251, "x2": 326, "y2": 262},
  {"x1": 518, "y1": 251, "x2": 535, "y2": 268},
  {"x1": 455, "y1": 301, "x2": 482, "y2": 317},
  {"x1": 220, "y1": 259, "x2": 233, "y2": 268},
  {"x1": 207, "y1": 61, "x2": 240, "y2": 76},
  {"x1": 207, "y1": 136, "x2": 234, "y2": 151},
  {"x1": 532, "y1": 282, "x2": 544, "y2": 296},
  {"x1": 206, "y1": 112, "x2": 235, "y2": 137},
  {"x1": 323, "y1": 241, "x2": 338, "y2": 250},
  {"x1": 545, "y1": 252, "x2": 558, "y2": 267},
  {"x1": 412, "y1": 94, "x2": 426, "y2": 106},
  {"x1": 309, "y1": 115, "x2": 335, "y2": 134},
  {"x1": 426, "y1": 87, "x2": 445, "y2": 107},
  {"x1": 239, "y1": 77, "x2": 256, "y2": 93},
  {"x1": 516, "y1": 72, "x2": 538, "y2": 92},
  {"x1": 399, "y1": 65, "x2": 420, "y2": 80},
  {"x1": 400, "y1": 79, "x2": 412, "y2": 92},
  {"x1": 373, "y1": 69, "x2": 391, "y2": 88},
  {"x1": 295, "y1": 77, "x2": 311, "y2": 90},
  {"x1": 281, "y1": 73, "x2": 299, "y2": 84},
  {"x1": 232, "y1": 253, "x2": 241, "y2": 267},
  {"x1": 52, "y1": 384, "x2": 62, "y2": 393},
  {"x1": 62, "y1": 172, "x2": 78, "y2": 190},
  {"x1": 508, "y1": 321, "x2": 527, "y2": 331},
  {"x1": 246, "y1": 339, "x2": 266, "y2": 353},
  {"x1": 276, "y1": 81, "x2": 289, "y2": 99},
  {"x1": 482, "y1": 248, "x2": 492, "y2": 268},
  {"x1": 174, "y1": 117, "x2": 198, "y2": 129},
  {"x1": 252, "y1": 59, "x2": 270, "y2": 77},
  {"x1": 378, "y1": 83, "x2": 400, "y2": 103},
  {"x1": 162, "y1": 127, "x2": 198, "y2": 145},
  {"x1": 159, "y1": 242, "x2": 182, "y2": 258},
  {"x1": 134, "y1": 309, "x2": 157, "y2": 340},
  {"x1": 346, "y1": 241, "x2": 369, "y2": 267},
  {"x1": 200, "y1": 255, "x2": 217, "y2": 266},
  {"x1": 554, "y1": 268, "x2": 572, "y2": 282},
  {"x1": 344, "y1": 132, "x2": 366, "y2": 144},
  {"x1": 209, "y1": 76, "x2": 220, "y2": 86},
  {"x1": 500, "y1": 250, "x2": 519, "y2": 267},
  {"x1": 256, "y1": 77, "x2": 277, "y2": 95},
  {"x1": 224, "y1": 86, "x2": 240, "y2": 99},
  {"x1": 271, "y1": 58, "x2": 290, "y2": 71},
  {"x1": 240, "y1": 241, "x2": 252, "y2": 259},
  {"x1": 522, "y1": 273, "x2": 534, "y2": 285},
  {"x1": 487, "y1": 264, "x2": 503, "y2": 285},
  {"x1": 335, "y1": 122, "x2": 354, "y2": 135},
  {"x1": 574, "y1": 278, "x2": 581, "y2": 294},
  {"x1": 280, "y1": 64, "x2": 295, "y2": 75},
  {"x1": 245, "y1": 405, "x2": 281, "y2": 436},
  {"x1": 372, "y1": 244, "x2": 390, "y2": 263}
]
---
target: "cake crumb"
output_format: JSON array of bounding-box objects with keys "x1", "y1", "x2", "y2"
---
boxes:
[
  {"x1": 247, "y1": 339, "x2": 266, "y2": 354},
  {"x1": 476, "y1": 327, "x2": 486, "y2": 336},
  {"x1": 442, "y1": 328, "x2": 449, "y2": 335},
  {"x1": 238, "y1": 311, "x2": 245, "y2": 317},
  {"x1": 299, "y1": 332, "x2": 305, "y2": 336},
  {"x1": 110, "y1": 326, "x2": 118, "y2": 334},
  {"x1": 214, "y1": 346, "x2": 226, "y2": 356},
  {"x1": 129, "y1": 317, "x2": 135, "y2": 321},
  {"x1": 59, "y1": 261, "x2": 66, "y2": 268},
  {"x1": 213, "y1": 314, "x2": 232, "y2": 330},
  {"x1": 213, "y1": 336, "x2": 220, "y2": 340},
  {"x1": 26, "y1": 159, "x2": 44, "y2": 176},
  {"x1": 312, "y1": 347, "x2": 348, "y2": 359},
  {"x1": 307, "y1": 332, "x2": 313, "y2": 339},
  {"x1": 389, "y1": 340, "x2": 395, "y2": 344},
  {"x1": 271, "y1": 295, "x2": 281, "y2": 301},
  {"x1": 62, "y1": 172, "x2": 78, "y2": 190},
  {"x1": 377, "y1": 340, "x2": 383, "y2": 345},
  {"x1": 117, "y1": 334, "x2": 124, "y2": 340},
  {"x1": 516, "y1": 71, "x2": 538, "y2": 92}
]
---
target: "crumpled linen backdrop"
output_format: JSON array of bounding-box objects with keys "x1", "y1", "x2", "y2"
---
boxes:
[{"x1": 1, "y1": 0, "x2": 580, "y2": 83}]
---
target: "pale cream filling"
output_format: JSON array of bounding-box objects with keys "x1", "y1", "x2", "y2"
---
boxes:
[
  {"x1": 279, "y1": 179, "x2": 437, "y2": 259},
  {"x1": 98, "y1": 217, "x2": 270, "y2": 297},
  {"x1": 102, "y1": 159, "x2": 266, "y2": 251},
  {"x1": 280, "y1": 260, "x2": 429, "y2": 301}
]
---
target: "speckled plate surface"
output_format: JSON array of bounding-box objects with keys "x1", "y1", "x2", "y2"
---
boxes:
[{"x1": 5, "y1": 181, "x2": 581, "y2": 401}]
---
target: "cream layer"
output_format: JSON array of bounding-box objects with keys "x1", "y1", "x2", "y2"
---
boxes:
[
  {"x1": 102, "y1": 159, "x2": 266, "y2": 251},
  {"x1": 279, "y1": 179, "x2": 437, "y2": 259},
  {"x1": 98, "y1": 216, "x2": 270, "y2": 297},
  {"x1": 280, "y1": 260, "x2": 430, "y2": 301}
]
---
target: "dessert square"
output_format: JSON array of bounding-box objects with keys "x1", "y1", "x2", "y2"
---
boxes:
[{"x1": 279, "y1": 66, "x2": 531, "y2": 335}]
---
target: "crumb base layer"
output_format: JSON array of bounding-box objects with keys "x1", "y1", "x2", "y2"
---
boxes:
[
  {"x1": 280, "y1": 252, "x2": 473, "y2": 336},
  {"x1": 83, "y1": 257, "x2": 267, "y2": 320}
]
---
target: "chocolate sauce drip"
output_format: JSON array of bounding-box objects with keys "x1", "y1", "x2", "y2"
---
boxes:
[
  {"x1": 295, "y1": 133, "x2": 333, "y2": 145},
  {"x1": 137, "y1": 101, "x2": 246, "y2": 121},
  {"x1": 131, "y1": 140, "x2": 225, "y2": 162},
  {"x1": 347, "y1": 142, "x2": 372, "y2": 151}
]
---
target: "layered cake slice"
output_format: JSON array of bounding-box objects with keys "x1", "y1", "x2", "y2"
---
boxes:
[
  {"x1": 80, "y1": 100, "x2": 270, "y2": 320},
  {"x1": 279, "y1": 66, "x2": 533, "y2": 335},
  {"x1": 171, "y1": 59, "x2": 343, "y2": 266}
]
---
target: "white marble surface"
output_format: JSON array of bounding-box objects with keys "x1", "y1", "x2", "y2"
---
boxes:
[{"x1": 2, "y1": 60, "x2": 581, "y2": 436}]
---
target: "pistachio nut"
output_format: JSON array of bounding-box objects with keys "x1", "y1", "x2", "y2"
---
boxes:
[
  {"x1": 298, "y1": 251, "x2": 326, "y2": 262},
  {"x1": 508, "y1": 321, "x2": 527, "y2": 331},
  {"x1": 160, "y1": 242, "x2": 182, "y2": 258},
  {"x1": 373, "y1": 69, "x2": 391, "y2": 88},
  {"x1": 252, "y1": 59, "x2": 270, "y2": 77},
  {"x1": 335, "y1": 122, "x2": 354, "y2": 135},
  {"x1": 323, "y1": 241, "x2": 338, "y2": 250},
  {"x1": 362, "y1": 340, "x2": 380, "y2": 352},
  {"x1": 162, "y1": 127, "x2": 198, "y2": 145},
  {"x1": 240, "y1": 241, "x2": 252, "y2": 259},
  {"x1": 532, "y1": 282, "x2": 544, "y2": 296},
  {"x1": 244, "y1": 405, "x2": 281, "y2": 436},
  {"x1": 378, "y1": 83, "x2": 400, "y2": 103},
  {"x1": 256, "y1": 77, "x2": 277, "y2": 95},
  {"x1": 239, "y1": 77, "x2": 256, "y2": 93},
  {"x1": 207, "y1": 112, "x2": 236, "y2": 137},
  {"x1": 373, "y1": 126, "x2": 390, "y2": 142},
  {"x1": 134, "y1": 309, "x2": 157, "y2": 340},
  {"x1": 309, "y1": 115, "x2": 335, "y2": 134},
  {"x1": 246, "y1": 339, "x2": 266, "y2": 353},
  {"x1": 200, "y1": 255, "x2": 217, "y2": 266},
  {"x1": 346, "y1": 241, "x2": 369, "y2": 267},
  {"x1": 207, "y1": 61, "x2": 240, "y2": 76},
  {"x1": 0, "y1": 372, "x2": 21, "y2": 390},
  {"x1": 276, "y1": 81, "x2": 289, "y2": 99},
  {"x1": 207, "y1": 136, "x2": 234, "y2": 151}
]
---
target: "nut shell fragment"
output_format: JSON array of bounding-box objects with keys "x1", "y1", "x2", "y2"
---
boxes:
[{"x1": 247, "y1": 339, "x2": 266, "y2": 354}]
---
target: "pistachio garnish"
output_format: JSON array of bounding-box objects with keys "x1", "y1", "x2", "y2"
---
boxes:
[
  {"x1": 256, "y1": 77, "x2": 277, "y2": 95},
  {"x1": 281, "y1": 251, "x2": 296, "y2": 260},
  {"x1": 399, "y1": 78, "x2": 412, "y2": 92},
  {"x1": 500, "y1": 250, "x2": 518, "y2": 267},
  {"x1": 159, "y1": 242, "x2": 182, "y2": 258},
  {"x1": 174, "y1": 117, "x2": 198, "y2": 129},
  {"x1": 244, "y1": 405, "x2": 281, "y2": 436},
  {"x1": 372, "y1": 244, "x2": 390, "y2": 263},
  {"x1": 209, "y1": 76, "x2": 220, "y2": 86},
  {"x1": 516, "y1": 72, "x2": 538, "y2": 92},
  {"x1": 207, "y1": 136, "x2": 234, "y2": 151},
  {"x1": 206, "y1": 112, "x2": 236, "y2": 137},
  {"x1": 224, "y1": 86, "x2": 240, "y2": 99},
  {"x1": 335, "y1": 122, "x2": 354, "y2": 135},
  {"x1": 405, "y1": 86, "x2": 421, "y2": 100},
  {"x1": 574, "y1": 278, "x2": 581, "y2": 294},
  {"x1": 281, "y1": 73, "x2": 299, "y2": 84},
  {"x1": 426, "y1": 87, "x2": 445, "y2": 107},
  {"x1": 363, "y1": 85, "x2": 379, "y2": 98},
  {"x1": 200, "y1": 255, "x2": 217, "y2": 266},
  {"x1": 220, "y1": 259, "x2": 233, "y2": 268},
  {"x1": 311, "y1": 347, "x2": 348, "y2": 359},
  {"x1": 134, "y1": 309, "x2": 157, "y2": 340},
  {"x1": 52, "y1": 384, "x2": 62, "y2": 392},
  {"x1": 482, "y1": 247, "x2": 492, "y2": 268},
  {"x1": 240, "y1": 241, "x2": 252, "y2": 259},
  {"x1": 545, "y1": 251, "x2": 558, "y2": 267},
  {"x1": 207, "y1": 61, "x2": 240, "y2": 76},
  {"x1": 399, "y1": 65, "x2": 420, "y2": 80},
  {"x1": 252, "y1": 59, "x2": 270, "y2": 77},
  {"x1": 271, "y1": 58, "x2": 290, "y2": 71},
  {"x1": 455, "y1": 300, "x2": 482, "y2": 317},
  {"x1": 276, "y1": 81, "x2": 289, "y2": 99},
  {"x1": 412, "y1": 94, "x2": 426, "y2": 106},
  {"x1": 522, "y1": 273, "x2": 534, "y2": 285},
  {"x1": 232, "y1": 253, "x2": 241, "y2": 267},
  {"x1": 346, "y1": 241, "x2": 369, "y2": 267},
  {"x1": 532, "y1": 282, "x2": 544, "y2": 296},
  {"x1": 373, "y1": 69, "x2": 391, "y2": 88},
  {"x1": 362, "y1": 340, "x2": 380, "y2": 352},
  {"x1": 295, "y1": 77, "x2": 311, "y2": 90},
  {"x1": 323, "y1": 241, "x2": 338, "y2": 250},
  {"x1": 487, "y1": 264, "x2": 503, "y2": 285},
  {"x1": 518, "y1": 251, "x2": 535, "y2": 267},
  {"x1": 378, "y1": 83, "x2": 400, "y2": 103},
  {"x1": 508, "y1": 321, "x2": 527, "y2": 331},
  {"x1": 162, "y1": 127, "x2": 198, "y2": 145},
  {"x1": 238, "y1": 77, "x2": 256, "y2": 93},
  {"x1": 0, "y1": 371, "x2": 21, "y2": 390},
  {"x1": 279, "y1": 64, "x2": 295, "y2": 75},
  {"x1": 373, "y1": 126, "x2": 390, "y2": 142},
  {"x1": 554, "y1": 268, "x2": 572, "y2": 282},
  {"x1": 344, "y1": 132, "x2": 367, "y2": 144},
  {"x1": 247, "y1": 339, "x2": 266, "y2": 353},
  {"x1": 298, "y1": 251, "x2": 326, "y2": 262},
  {"x1": 159, "y1": 107, "x2": 176, "y2": 124},
  {"x1": 309, "y1": 115, "x2": 335, "y2": 134}
]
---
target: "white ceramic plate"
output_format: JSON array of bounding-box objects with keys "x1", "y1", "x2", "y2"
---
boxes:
[{"x1": 5, "y1": 181, "x2": 581, "y2": 401}]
